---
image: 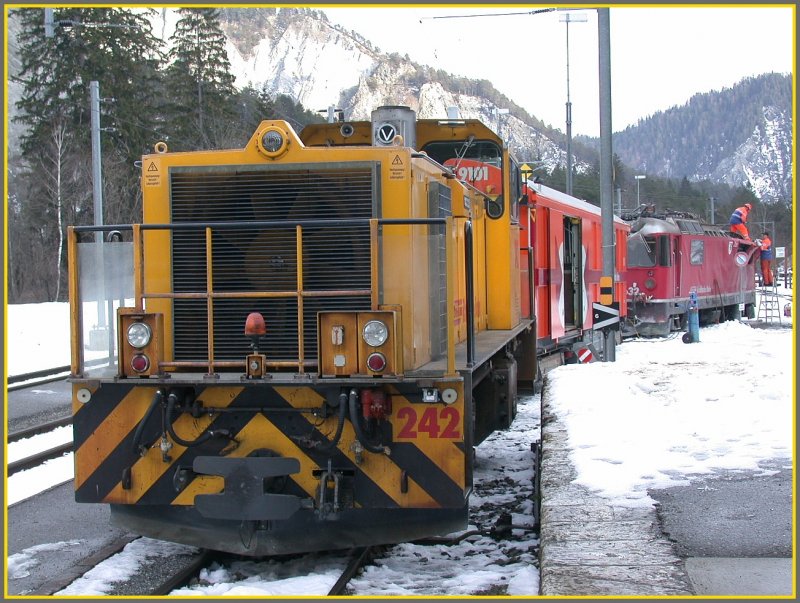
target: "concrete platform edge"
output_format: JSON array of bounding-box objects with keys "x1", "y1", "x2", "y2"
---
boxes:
[{"x1": 538, "y1": 382, "x2": 695, "y2": 596}]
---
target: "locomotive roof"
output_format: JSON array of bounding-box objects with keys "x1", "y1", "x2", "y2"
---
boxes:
[
  {"x1": 629, "y1": 217, "x2": 681, "y2": 236},
  {"x1": 623, "y1": 204, "x2": 733, "y2": 238}
]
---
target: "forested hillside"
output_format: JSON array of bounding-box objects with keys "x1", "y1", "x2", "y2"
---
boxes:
[{"x1": 609, "y1": 73, "x2": 792, "y2": 202}]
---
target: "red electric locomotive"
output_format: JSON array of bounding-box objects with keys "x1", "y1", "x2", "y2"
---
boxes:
[{"x1": 622, "y1": 205, "x2": 758, "y2": 337}]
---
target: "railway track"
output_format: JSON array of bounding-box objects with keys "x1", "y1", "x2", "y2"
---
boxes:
[
  {"x1": 46, "y1": 540, "x2": 381, "y2": 596},
  {"x1": 7, "y1": 365, "x2": 72, "y2": 391},
  {"x1": 7, "y1": 359, "x2": 110, "y2": 392},
  {"x1": 149, "y1": 549, "x2": 220, "y2": 595},
  {"x1": 7, "y1": 416, "x2": 74, "y2": 476},
  {"x1": 9, "y1": 415, "x2": 72, "y2": 442},
  {"x1": 327, "y1": 546, "x2": 383, "y2": 596}
]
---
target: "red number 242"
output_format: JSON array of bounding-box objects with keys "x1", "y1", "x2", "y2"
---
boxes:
[{"x1": 396, "y1": 406, "x2": 461, "y2": 439}]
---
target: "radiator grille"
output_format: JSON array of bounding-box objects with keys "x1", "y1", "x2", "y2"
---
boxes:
[{"x1": 169, "y1": 164, "x2": 376, "y2": 367}]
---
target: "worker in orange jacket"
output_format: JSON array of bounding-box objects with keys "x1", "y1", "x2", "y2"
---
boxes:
[
  {"x1": 729, "y1": 203, "x2": 752, "y2": 239},
  {"x1": 759, "y1": 231, "x2": 774, "y2": 286}
]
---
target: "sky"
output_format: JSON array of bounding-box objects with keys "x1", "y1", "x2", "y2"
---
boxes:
[
  {"x1": 5, "y1": 287, "x2": 794, "y2": 595},
  {"x1": 322, "y1": 5, "x2": 794, "y2": 136}
]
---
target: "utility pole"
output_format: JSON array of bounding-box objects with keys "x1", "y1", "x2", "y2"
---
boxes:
[
  {"x1": 494, "y1": 107, "x2": 509, "y2": 134},
  {"x1": 635, "y1": 174, "x2": 646, "y2": 206},
  {"x1": 90, "y1": 81, "x2": 103, "y2": 246},
  {"x1": 89, "y1": 81, "x2": 108, "y2": 346},
  {"x1": 425, "y1": 7, "x2": 616, "y2": 361},
  {"x1": 598, "y1": 8, "x2": 615, "y2": 362}
]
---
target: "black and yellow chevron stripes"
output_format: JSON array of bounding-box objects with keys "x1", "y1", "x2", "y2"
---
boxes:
[{"x1": 73, "y1": 382, "x2": 468, "y2": 513}]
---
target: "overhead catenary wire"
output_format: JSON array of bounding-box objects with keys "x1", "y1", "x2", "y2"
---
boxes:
[{"x1": 421, "y1": 7, "x2": 558, "y2": 20}]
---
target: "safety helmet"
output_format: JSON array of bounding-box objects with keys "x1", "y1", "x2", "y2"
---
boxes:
[{"x1": 745, "y1": 203, "x2": 752, "y2": 210}]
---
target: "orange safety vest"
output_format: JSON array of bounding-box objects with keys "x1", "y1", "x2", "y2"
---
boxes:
[{"x1": 760, "y1": 236, "x2": 773, "y2": 259}]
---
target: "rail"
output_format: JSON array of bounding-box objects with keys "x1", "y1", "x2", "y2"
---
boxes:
[
  {"x1": 7, "y1": 442, "x2": 74, "y2": 476},
  {"x1": 7, "y1": 365, "x2": 71, "y2": 384},
  {"x1": 327, "y1": 546, "x2": 382, "y2": 596},
  {"x1": 8, "y1": 416, "x2": 72, "y2": 443},
  {"x1": 8, "y1": 358, "x2": 111, "y2": 390}
]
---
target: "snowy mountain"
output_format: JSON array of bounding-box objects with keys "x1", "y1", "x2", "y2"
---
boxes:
[
  {"x1": 7, "y1": 8, "x2": 791, "y2": 203},
  {"x1": 201, "y1": 7, "x2": 572, "y2": 175},
  {"x1": 205, "y1": 7, "x2": 792, "y2": 203}
]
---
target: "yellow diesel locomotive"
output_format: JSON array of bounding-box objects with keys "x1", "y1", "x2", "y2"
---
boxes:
[{"x1": 67, "y1": 106, "x2": 536, "y2": 555}]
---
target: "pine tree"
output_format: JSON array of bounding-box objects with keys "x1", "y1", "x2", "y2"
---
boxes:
[
  {"x1": 164, "y1": 8, "x2": 237, "y2": 150},
  {"x1": 14, "y1": 8, "x2": 163, "y2": 165},
  {"x1": 11, "y1": 7, "x2": 164, "y2": 301}
]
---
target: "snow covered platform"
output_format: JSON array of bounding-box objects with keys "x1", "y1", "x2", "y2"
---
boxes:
[{"x1": 538, "y1": 391, "x2": 694, "y2": 596}]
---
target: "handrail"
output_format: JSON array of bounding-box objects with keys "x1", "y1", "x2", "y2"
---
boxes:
[
  {"x1": 465, "y1": 221, "x2": 475, "y2": 368},
  {"x1": 205, "y1": 227, "x2": 215, "y2": 376},
  {"x1": 72, "y1": 216, "x2": 460, "y2": 377},
  {"x1": 71, "y1": 217, "x2": 449, "y2": 233}
]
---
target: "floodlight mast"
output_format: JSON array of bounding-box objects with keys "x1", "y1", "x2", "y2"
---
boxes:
[{"x1": 560, "y1": 12, "x2": 588, "y2": 197}]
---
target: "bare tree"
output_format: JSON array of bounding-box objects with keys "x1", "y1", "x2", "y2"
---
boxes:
[{"x1": 39, "y1": 117, "x2": 70, "y2": 301}]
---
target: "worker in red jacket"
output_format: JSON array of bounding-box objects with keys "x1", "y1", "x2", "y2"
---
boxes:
[
  {"x1": 759, "y1": 231, "x2": 774, "y2": 286},
  {"x1": 729, "y1": 203, "x2": 752, "y2": 239}
]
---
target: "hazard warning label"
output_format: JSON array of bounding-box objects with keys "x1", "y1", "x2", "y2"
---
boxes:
[
  {"x1": 144, "y1": 160, "x2": 161, "y2": 187},
  {"x1": 389, "y1": 154, "x2": 405, "y2": 180}
]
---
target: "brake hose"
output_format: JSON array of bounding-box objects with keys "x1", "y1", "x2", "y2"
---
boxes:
[
  {"x1": 132, "y1": 389, "x2": 164, "y2": 456},
  {"x1": 347, "y1": 388, "x2": 389, "y2": 455},
  {"x1": 165, "y1": 391, "x2": 233, "y2": 448},
  {"x1": 316, "y1": 391, "x2": 348, "y2": 451}
]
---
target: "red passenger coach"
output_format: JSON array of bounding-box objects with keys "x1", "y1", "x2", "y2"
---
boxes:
[
  {"x1": 623, "y1": 207, "x2": 758, "y2": 336},
  {"x1": 521, "y1": 181, "x2": 629, "y2": 361}
]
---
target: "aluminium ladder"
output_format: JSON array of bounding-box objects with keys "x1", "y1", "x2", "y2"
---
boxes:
[{"x1": 757, "y1": 285, "x2": 782, "y2": 323}]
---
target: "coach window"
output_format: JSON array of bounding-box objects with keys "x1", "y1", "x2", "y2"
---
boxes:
[{"x1": 690, "y1": 239, "x2": 704, "y2": 265}]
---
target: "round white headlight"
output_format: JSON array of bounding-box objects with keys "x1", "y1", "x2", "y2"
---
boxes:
[
  {"x1": 127, "y1": 322, "x2": 152, "y2": 349},
  {"x1": 362, "y1": 320, "x2": 388, "y2": 347}
]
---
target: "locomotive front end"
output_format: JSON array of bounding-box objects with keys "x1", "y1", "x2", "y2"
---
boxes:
[{"x1": 67, "y1": 115, "x2": 479, "y2": 555}]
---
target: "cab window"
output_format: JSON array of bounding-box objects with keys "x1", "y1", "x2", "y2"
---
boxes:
[{"x1": 627, "y1": 233, "x2": 657, "y2": 267}]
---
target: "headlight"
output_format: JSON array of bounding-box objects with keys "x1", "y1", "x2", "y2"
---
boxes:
[
  {"x1": 362, "y1": 320, "x2": 388, "y2": 347},
  {"x1": 127, "y1": 322, "x2": 152, "y2": 348},
  {"x1": 261, "y1": 129, "x2": 284, "y2": 152}
]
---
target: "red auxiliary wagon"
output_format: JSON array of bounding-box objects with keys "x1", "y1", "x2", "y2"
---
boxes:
[
  {"x1": 622, "y1": 206, "x2": 758, "y2": 337},
  {"x1": 521, "y1": 181, "x2": 629, "y2": 365}
]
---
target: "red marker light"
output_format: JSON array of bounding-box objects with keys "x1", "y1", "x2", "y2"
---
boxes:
[
  {"x1": 245, "y1": 312, "x2": 267, "y2": 336},
  {"x1": 366, "y1": 352, "x2": 386, "y2": 372},
  {"x1": 131, "y1": 354, "x2": 150, "y2": 373}
]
